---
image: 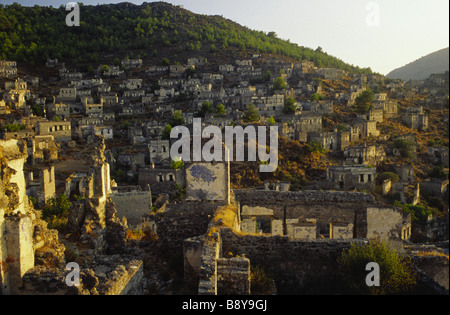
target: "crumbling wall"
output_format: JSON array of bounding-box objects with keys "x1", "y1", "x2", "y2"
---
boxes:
[
  {"x1": 110, "y1": 186, "x2": 152, "y2": 227},
  {"x1": 67, "y1": 136, "x2": 127, "y2": 255},
  {"x1": 235, "y1": 190, "x2": 374, "y2": 238},
  {"x1": 216, "y1": 257, "x2": 250, "y2": 295},
  {"x1": 1, "y1": 139, "x2": 66, "y2": 295},
  {"x1": 21, "y1": 258, "x2": 144, "y2": 295},
  {"x1": 157, "y1": 201, "x2": 216, "y2": 251},
  {"x1": 366, "y1": 207, "x2": 403, "y2": 241},
  {"x1": 220, "y1": 228, "x2": 363, "y2": 294}
]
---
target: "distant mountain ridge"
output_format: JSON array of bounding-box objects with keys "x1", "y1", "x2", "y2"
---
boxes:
[{"x1": 387, "y1": 47, "x2": 449, "y2": 81}]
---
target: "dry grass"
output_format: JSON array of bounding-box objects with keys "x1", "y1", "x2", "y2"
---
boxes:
[
  {"x1": 208, "y1": 203, "x2": 239, "y2": 236},
  {"x1": 415, "y1": 251, "x2": 449, "y2": 260}
]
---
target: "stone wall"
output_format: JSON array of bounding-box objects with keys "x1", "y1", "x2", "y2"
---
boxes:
[
  {"x1": 20, "y1": 258, "x2": 144, "y2": 295},
  {"x1": 216, "y1": 257, "x2": 250, "y2": 295},
  {"x1": 220, "y1": 228, "x2": 363, "y2": 294},
  {"x1": 234, "y1": 190, "x2": 374, "y2": 238},
  {"x1": 1, "y1": 139, "x2": 66, "y2": 295},
  {"x1": 157, "y1": 201, "x2": 217, "y2": 251},
  {"x1": 366, "y1": 207, "x2": 403, "y2": 241},
  {"x1": 110, "y1": 186, "x2": 152, "y2": 227}
]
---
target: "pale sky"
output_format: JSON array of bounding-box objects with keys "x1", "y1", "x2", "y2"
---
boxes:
[{"x1": 3, "y1": 0, "x2": 449, "y2": 75}]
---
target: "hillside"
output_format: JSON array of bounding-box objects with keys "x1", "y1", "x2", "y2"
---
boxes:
[
  {"x1": 0, "y1": 1, "x2": 372, "y2": 74},
  {"x1": 387, "y1": 47, "x2": 449, "y2": 81}
]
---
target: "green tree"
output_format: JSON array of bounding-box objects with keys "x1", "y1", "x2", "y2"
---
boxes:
[
  {"x1": 283, "y1": 97, "x2": 297, "y2": 114},
  {"x1": 41, "y1": 194, "x2": 72, "y2": 230},
  {"x1": 170, "y1": 160, "x2": 185, "y2": 170},
  {"x1": 242, "y1": 103, "x2": 260, "y2": 123},
  {"x1": 392, "y1": 139, "x2": 414, "y2": 159},
  {"x1": 215, "y1": 103, "x2": 227, "y2": 117},
  {"x1": 307, "y1": 139, "x2": 326, "y2": 154},
  {"x1": 197, "y1": 101, "x2": 213, "y2": 117},
  {"x1": 338, "y1": 240, "x2": 417, "y2": 295},
  {"x1": 267, "y1": 116, "x2": 276, "y2": 125},
  {"x1": 310, "y1": 93, "x2": 324, "y2": 102},
  {"x1": 161, "y1": 124, "x2": 173, "y2": 140},
  {"x1": 428, "y1": 165, "x2": 448, "y2": 180},
  {"x1": 100, "y1": 64, "x2": 109, "y2": 75},
  {"x1": 170, "y1": 110, "x2": 185, "y2": 127},
  {"x1": 394, "y1": 201, "x2": 433, "y2": 225},
  {"x1": 273, "y1": 76, "x2": 288, "y2": 90},
  {"x1": 354, "y1": 89, "x2": 374, "y2": 114}
]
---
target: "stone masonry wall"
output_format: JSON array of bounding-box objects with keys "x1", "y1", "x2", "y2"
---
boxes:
[
  {"x1": 235, "y1": 190, "x2": 374, "y2": 238},
  {"x1": 220, "y1": 228, "x2": 365, "y2": 294}
]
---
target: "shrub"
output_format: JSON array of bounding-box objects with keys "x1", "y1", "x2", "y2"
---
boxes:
[
  {"x1": 41, "y1": 194, "x2": 72, "y2": 231},
  {"x1": 250, "y1": 265, "x2": 274, "y2": 295},
  {"x1": 393, "y1": 201, "x2": 433, "y2": 225},
  {"x1": 392, "y1": 139, "x2": 414, "y2": 159},
  {"x1": 307, "y1": 139, "x2": 326, "y2": 154},
  {"x1": 242, "y1": 103, "x2": 260, "y2": 123},
  {"x1": 377, "y1": 172, "x2": 400, "y2": 184},
  {"x1": 338, "y1": 240, "x2": 417, "y2": 295}
]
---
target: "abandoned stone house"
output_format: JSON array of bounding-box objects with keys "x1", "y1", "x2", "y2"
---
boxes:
[
  {"x1": 402, "y1": 106, "x2": 429, "y2": 130},
  {"x1": 138, "y1": 165, "x2": 185, "y2": 195},
  {"x1": 121, "y1": 58, "x2": 143, "y2": 69},
  {"x1": 309, "y1": 130, "x2": 350, "y2": 152},
  {"x1": 252, "y1": 94, "x2": 285, "y2": 116},
  {"x1": 420, "y1": 178, "x2": 449, "y2": 198},
  {"x1": 219, "y1": 64, "x2": 235, "y2": 74},
  {"x1": 343, "y1": 144, "x2": 386, "y2": 166},
  {"x1": 316, "y1": 68, "x2": 345, "y2": 81},
  {"x1": 351, "y1": 119, "x2": 380, "y2": 140},
  {"x1": 170, "y1": 65, "x2": 186, "y2": 77},
  {"x1": 57, "y1": 87, "x2": 77, "y2": 102},
  {"x1": 148, "y1": 138, "x2": 170, "y2": 165},
  {"x1": 77, "y1": 124, "x2": 113, "y2": 141},
  {"x1": 293, "y1": 60, "x2": 317, "y2": 75},
  {"x1": 2, "y1": 79, "x2": 30, "y2": 109},
  {"x1": 187, "y1": 57, "x2": 208, "y2": 66},
  {"x1": 0, "y1": 60, "x2": 17, "y2": 78},
  {"x1": 1, "y1": 139, "x2": 67, "y2": 295},
  {"x1": 59, "y1": 68, "x2": 83, "y2": 81},
  {"x1": 233, "y1": 190, "x2": 410, "y2": 242},
  {"x1": 358, "y1": 108, "x2": 384, "y2": 123},
  {"x1": 26, "y1": 135, "x2": 58, "y2": 165},
  {"x1": 82, "y1": 97, "x2": 103, "y2": 118},
  {"x1": 346, "y1": 85, "x2": 367, "y2": 107},
  {"x1": 372, "y1": 99, "x2": 398, "y2": 119},
  {"x1": 302, "y1": 101, "x2": 333, "y2": 115},
  {"x1": 46, "y1": 102, "x2": 70, "y2": 120},
  {"x1": 0, "y1": 100, "x2": 7, "y2": 115},
  {"x1": 326, "y1": 165, "x2": 376, "y2": 191},
  {"x1": 120, "y1": 78, "x2": 143, "y2": 90},
  {"x1": 25, "y1": 166, "x2": 56, "y2": 205},
  {"x1": 146, "y1": 65, "x2": 169, "y2": 75},
  {"x1": 36, "y1": 120, "x2": 72, "y2": 142},
  {"x1": 427, "y1": 147, "x2": 449, "y2": 168}
]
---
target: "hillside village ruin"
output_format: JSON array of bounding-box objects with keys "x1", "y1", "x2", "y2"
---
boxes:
[{"x1": 1, "y1": 44, "x2": 449, "y2": 295}]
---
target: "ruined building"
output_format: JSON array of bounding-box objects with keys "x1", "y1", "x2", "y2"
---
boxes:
[
  {"x1": 66, "y1": 135, "x2": 128, "y2": 255},
  {"x1": 0, "y1": 139, "x2": 65, "y2": 294}
]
